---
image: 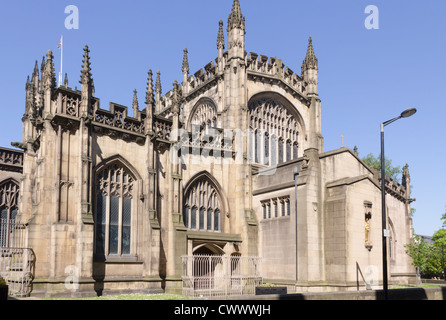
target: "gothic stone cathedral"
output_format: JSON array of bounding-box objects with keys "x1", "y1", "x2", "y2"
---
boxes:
[{"x1": 1, "y1": 1, "x2": 416, "y2": 297}]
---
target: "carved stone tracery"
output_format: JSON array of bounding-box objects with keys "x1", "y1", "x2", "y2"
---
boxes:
[{"x1": 249, "y1": 96, "x2": 301, "y2": 164}]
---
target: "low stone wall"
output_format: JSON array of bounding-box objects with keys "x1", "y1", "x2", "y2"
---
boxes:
[{"x1": 229, "y1": 287, "x2": 446, "y2": 300}]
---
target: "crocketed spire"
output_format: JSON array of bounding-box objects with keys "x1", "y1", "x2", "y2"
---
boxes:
[
  {"x1": 302, "y1": 37, "x2": 318, "y2": 71},
  {"x1": 43, "y1": 50, "x2": 57, "y2": 90},
  {"x1": 132, "y1": 89, "x2": 139, "y2": 115},
  {"x1": 227, "y1": 0, "x2": 245, "y2": 33},
  {"x1": 217, "y1": 20, "x2": 225, "y2": 50},
  {"x1": 145, "y1": 69, "x2": 155, "y2": 106},
  {"x1": 182, "y1": 48, "x2": 189, "y2": 75},
  {"x1": 155, "y1": 71, "x2": 162, "y2": 95},
  {"x1": 80, "y1": 45, "x2": 93, "y2": 85}
]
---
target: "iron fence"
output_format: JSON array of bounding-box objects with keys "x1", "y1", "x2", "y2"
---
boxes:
[
  {"x1": 0, "y1": 218, "x2": 26, "y2": 248},
  {"x1": 0, "y1": 219, "x2": 35, "y2": 297},
  {"x1": 182, "y1": 255, "x2": 262, "y2": 297},
  {"x1": 0, "y1": 248, "x2": 35, "y2": 297}
]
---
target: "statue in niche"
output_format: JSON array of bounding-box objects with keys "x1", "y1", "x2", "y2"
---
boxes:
[{"x1": 365, "y1": 211, "x2": 372, "y2": 247}]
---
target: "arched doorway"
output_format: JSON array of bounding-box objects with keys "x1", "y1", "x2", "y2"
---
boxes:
[{"x1": 191, "y1": 243, "x2": 224, "y2": 292}]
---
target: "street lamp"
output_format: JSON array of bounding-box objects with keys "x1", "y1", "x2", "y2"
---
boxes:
[
  {"x1": 380, "y1": 108, "x2": 417, "y2": 300},
  {"x1": 294, "y1": 165, "x2": 300, "y2": 283}
]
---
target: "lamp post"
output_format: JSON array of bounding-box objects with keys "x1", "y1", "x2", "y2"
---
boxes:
[
  {"x1": 294, "y1": 165, "x2": 300, "y2": 283},
  {"x1": 380, "y1": 108, "x2": 417, "y2": 300}
]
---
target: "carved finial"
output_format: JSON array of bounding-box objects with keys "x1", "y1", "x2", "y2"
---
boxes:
[
  {"x1": 145, "y1": 69, "x2": 155, "y2": 106},
  {"x1": 44, "y1": 50, "x2": 56, "y2": 90},
  {"x1": 217, "y1": 20, "x2": 225, "y2": 50},
  {"x1": 302, "y1": 36, "x2": 318, "y2": 72},
  {"x1": 402, "y1": 164, "x2": 410, "y2": 180},
  {"x1": 227, "y1": 0, "x2": 245, "y2": 33},
  {"x1": 40, "y1": 56, "x2": 46, "y2": 75},
  {"x1": 26, "y1": 73, "x2": 38, "y2": 118},
  {"x1": 64, "y1": 73, "x2": 69, "y2": 87},
  {"x1": 80, "y1": 45, "x2": 93, "y2": 85},
  {"x1": 155, "y1": 71, "x2": 162, "y2": 95},
  {"x1": 25, "y1": 75, "x2": 30, "y2": 90},
  {"x1": 32, "y1": 60, "x2": 39, "y2": 80},
  {"x1": 182, "y1": 48, "x2": 189, "y2": 75},
  {"x1": 132, "y1": 89, "x2": 139, "y2": 115},
  {"x1": 402, "y1": 164, "x2": 411, "y2": 190},
  {"x1": 172, "y1": 80, "x2": 182, "y2": 114}
]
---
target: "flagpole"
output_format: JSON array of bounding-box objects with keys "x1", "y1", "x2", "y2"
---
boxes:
[{"x1": 59, "y1": 35, "x2": 63, "y2": 87}]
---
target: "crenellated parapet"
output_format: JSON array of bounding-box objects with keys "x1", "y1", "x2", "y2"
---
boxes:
[
  {"x1": 50, "y1": 82, "x2": 177, "y2": 147},
  {"x1": 93, "y1": 102, "x2": 146, "y2": 137},
  {"x1": 378, "y1": 174, "x2": 413, "y2": 204},
  {"x1": 183, "y1": 58, "x2": 222, "y2": 103},
  {"x1": 246, "y1": 52, "x2": 309, "y2": 105},
  {"x1": 0, "y1": 147, "x2": 23, "y2": 173}
]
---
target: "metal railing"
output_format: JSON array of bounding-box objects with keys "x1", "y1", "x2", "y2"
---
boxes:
[
  {"x1": 0, "y1": 219, "x2": 35, "y2": 297},
  {"x1": 182, "y1": 255, "x2": 262, "y2": 297},
  {"x1": 0, "y1": 219, "x2": 26, "y2": 248}
]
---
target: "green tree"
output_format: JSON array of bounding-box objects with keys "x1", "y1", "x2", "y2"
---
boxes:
[
  {"x1": 441, "y1": 207, "x2": 446, "y2": 226},
  {"x1": 405, "y1": 236, "x2": 429, "y2": 274},
  {"x1": 405, "y1": 236, "x2": 444, "y2": 279},
  {"x1": 432, "y1": 228, "x2": 446, "y2": 279},
  {"x1": 362, "y1": 153, "x2": 402, "y2": 181}
]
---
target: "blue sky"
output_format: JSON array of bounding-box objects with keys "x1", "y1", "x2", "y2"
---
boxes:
[{"x1": 0, "y1": 0, "x2": 444, "y2": 236}]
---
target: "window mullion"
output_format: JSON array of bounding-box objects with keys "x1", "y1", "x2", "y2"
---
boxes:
[
  {"x1": 105, "y1": 193, "x2": 110, "y2": 256},
  {"x1": 118, "y1": 195, "x2": 123, "y2": 255}
]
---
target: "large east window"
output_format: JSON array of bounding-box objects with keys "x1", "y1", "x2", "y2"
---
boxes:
[{"x1": 249, "y1": 96, "x2": 301, "y2": 165}]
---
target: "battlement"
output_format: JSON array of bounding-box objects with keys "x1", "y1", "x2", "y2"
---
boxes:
[
  {"x1": 182, "y1": 56, "x2": 222, "y2": 103},
  {"x1": 246, "y1": 52, "x2": 307, "y2": 101},
  {"x1": 0, "y1": 147, "x2": 23, "y2": 174},
  {"x1": 380, "y1": 174, "x2": 409, "y2": 203}
]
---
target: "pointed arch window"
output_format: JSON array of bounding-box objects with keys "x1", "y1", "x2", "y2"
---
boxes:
[
  {"x1": 264, "y1": 133, "x2": 269, "y2": 165},
  {"x1": 249, "y1": 96, "x2": 302, "y2": 165},
  {"x1": 184, "y1": 177, "x2": 223, "y2": 232},
  {"x1": 286, "y1": 140, "x2": 292, "y2": 162},
  {"x1": 278, "y1": 138, "x2": 284, "y2": 164},
  {"x1": 0, "y1": 180, "x2": 19, "y2": 247},
  {"x1": 95, "y1": 163, "x2": 135, "y2": 257},
  {"x1": 190, "y1": 100, "x2": 218, "y2": 131},
  {"x1": 293, "y1": 142, "x2": 299, "y2": 160}
]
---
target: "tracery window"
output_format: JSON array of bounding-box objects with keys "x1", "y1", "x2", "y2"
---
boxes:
[
  {"x1": 184, "y1": 177, "x2": 222, "y2": 232},
  {"x1": 0, "y1": 180, "x2": 19, "y2": 247},
  {"x1": 95, "y1": 163, "x2": 134, "y2": 257},
  {"x1": 190, "y1": 100, "x2": 218, "y2": 132},
  {"x1": 249, "y1": 97, "x2": 300, "y2": 165}
]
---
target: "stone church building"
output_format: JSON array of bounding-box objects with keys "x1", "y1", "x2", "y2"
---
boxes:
[{"x1": 1, "y1": 1, "x2": 416, "y2": 297}]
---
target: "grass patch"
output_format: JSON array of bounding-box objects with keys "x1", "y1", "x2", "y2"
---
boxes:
[
  {"x1": 45, "y1": 293, "x2": 191, "y2": 300},
  {"x1": 393, "y1": 283, "x2": 446, "y2": 289}
]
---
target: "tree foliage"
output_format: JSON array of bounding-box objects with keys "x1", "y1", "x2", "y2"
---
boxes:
[
  {"x1": 441, "y1": 207, "x2": 446, "y2": 227},
  {"x1": 405, "y1": 235, "x2": 445, "y2": 279},
  {"x1": 362, "y1": 153, "x2": 402, "y2": 181}
]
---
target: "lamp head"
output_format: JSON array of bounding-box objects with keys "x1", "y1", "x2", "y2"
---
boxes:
[
  {"x1": 401, "y1": 108, "x2": 417, "y2": 119},
  {"x1": 294, "y1": 166, "x2": 300, "y2": 175}
]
